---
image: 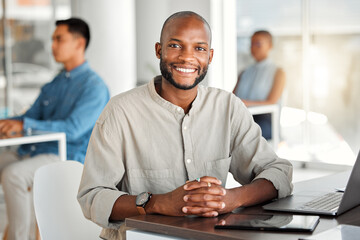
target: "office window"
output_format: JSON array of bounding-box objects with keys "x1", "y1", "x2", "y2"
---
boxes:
[
  {"x1": 308, "y1": 0, "x2": 360, "y2": 161},
  {"x1": 0, "y1": 0, "x2": 71, "y2": 117},
  {"x1": 236, "y1": 0, "x2": 359, "y2": 164}
]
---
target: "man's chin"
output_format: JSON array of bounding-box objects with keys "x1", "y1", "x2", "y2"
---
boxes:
[
  {"x1": 166, "y1": 78, "x2": 198, "y2": 90},
  {"x1": 53, "y1": 57, "x2": 61, "y2": 63}
]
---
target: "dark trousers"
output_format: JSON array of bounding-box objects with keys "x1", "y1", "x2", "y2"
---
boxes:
[{"x1": 253, "y1": 113, "x2": 272, "y2": 140}]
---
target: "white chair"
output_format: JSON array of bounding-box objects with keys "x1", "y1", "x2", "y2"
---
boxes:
[
  {"x1": 248, "y1": 104, "x2": 280, "y2": 149},
  {"x1": 33, "y1": 161, "x2": 102, "y2": 240}
]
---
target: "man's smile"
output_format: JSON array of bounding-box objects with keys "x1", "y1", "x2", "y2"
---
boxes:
[
  {"x1": 175, "y1": 67, "x2": 196, "y2": 73},
  {"x1": 172, "y1": 64, "x2": 199, "y2": 75}
]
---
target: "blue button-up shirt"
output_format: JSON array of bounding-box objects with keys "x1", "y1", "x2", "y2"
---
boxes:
[{"x1": 13, "y1": 61, "x2": 109, "y2": 163}]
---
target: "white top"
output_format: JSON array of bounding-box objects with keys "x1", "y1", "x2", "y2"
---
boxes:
[{"x1": 235, "y1": 58, "x2": 278, "y2": 101}]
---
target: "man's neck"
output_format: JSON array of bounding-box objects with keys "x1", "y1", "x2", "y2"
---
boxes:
[
  {"x1": 157, "y1": 78, "x2": 198, "y2": 114},
  {"x1": 63, "y1": 56, "x2": 86, "y2": 72}
]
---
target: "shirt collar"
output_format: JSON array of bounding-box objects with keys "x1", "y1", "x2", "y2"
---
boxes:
[
  {"x1": 61, "y1": 61, "x2": 90, "y2": 79},
  {"x1": 148, "y1": 76, "x2": 201, "y2": 118}
]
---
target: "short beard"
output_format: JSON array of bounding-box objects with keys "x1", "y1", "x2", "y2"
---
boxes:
[{"x1": 159, "y1": 57, "x2": 208, "y2": 90}]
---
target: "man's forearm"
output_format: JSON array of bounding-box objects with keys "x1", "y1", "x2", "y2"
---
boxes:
[
  {"x1": 233, "y1": 178, "x2": 277, "y2": 208},
  {"x1": 109, "y1": 193, "x2": 175, "y2": 221},
  {"x1": 109, "y1": 195, "x2": 139, "y2": 221}
]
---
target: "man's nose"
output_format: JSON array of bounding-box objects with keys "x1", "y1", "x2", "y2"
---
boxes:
[
  {"x1": 51, "y1": 41, "x2": 57, "y2": 50},
  {"x1": 178, "y1": 47, "x2": 195, "y2": 62}
]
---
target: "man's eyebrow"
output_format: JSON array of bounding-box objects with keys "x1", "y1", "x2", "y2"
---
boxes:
[
  {"x1": 168, "y1": 38, "x2": 181, "y2": 42},
  {"x1": 168, "y1": 38, "x2": 209, "y2": 45}
]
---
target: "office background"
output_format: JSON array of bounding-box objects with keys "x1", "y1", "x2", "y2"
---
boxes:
[{"x1": 0, "y1": 0, "x2": 359, "y2": 164}]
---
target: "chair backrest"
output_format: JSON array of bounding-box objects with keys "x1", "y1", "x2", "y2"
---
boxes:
[{"x1": 33, "y1": 161, "x2": 102, "y2": 240}]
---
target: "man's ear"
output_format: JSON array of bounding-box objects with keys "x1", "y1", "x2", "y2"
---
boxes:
[
  {"x1": 155, "y1": 42, "x2": 162, "y2": 59},
  {"x1": 208, "y1": 48, "x2": 214, "y2": 64},
  {"x1": 77, "y1": 37, "x2": 86, "y2": 51}
]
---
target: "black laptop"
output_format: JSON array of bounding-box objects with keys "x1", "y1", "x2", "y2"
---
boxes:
[{"x1": 263, "y1": 150, "x2": 360, "y2": 216}]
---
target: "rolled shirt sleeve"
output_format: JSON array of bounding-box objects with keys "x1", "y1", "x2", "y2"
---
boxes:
[
  {"x1": 229, "y1": 98, "x2": 293, "y2": 199},
  {"x1": 78, "y1": 106, "x2": 128, "y2": 229}
]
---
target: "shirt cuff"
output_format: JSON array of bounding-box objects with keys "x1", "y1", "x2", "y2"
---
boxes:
[
  {"x1": 91, "y1": 189, "x2": 128, "y2": 229},
  {"x1": 253, "y1": 166, "x2": 293, "y2": 199},
  {"x1": 23, "y1": 117, "x2": 37, "y2": 132},
  {"x1": 9, "y1": 116, "x2": 23, "y2": 121}
]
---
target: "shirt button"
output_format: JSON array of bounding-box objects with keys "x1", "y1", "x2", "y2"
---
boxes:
[
  {"x1": 183, "y1": 126, "x2": 187, "y2": 130},
  {"x1": 186, "y1": 159, "x2": 192, "y2": 164},
  {"x1": 26, "y1": 128, "x2": 32, "y2": 135},
  {"x1": 177, "y1": 107, "x2": 182, "y2": 112}
]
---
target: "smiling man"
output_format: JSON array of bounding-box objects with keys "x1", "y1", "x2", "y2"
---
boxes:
[
  {"x1": 157, "y1": 14, "x2": 212, "y2": 90},
  {"x1": 78, "y1": 11, "x2": 293, "y2": 240}
]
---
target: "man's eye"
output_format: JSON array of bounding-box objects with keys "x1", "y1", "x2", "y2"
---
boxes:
[
  {"x1": 196, "y1": 47, "x2": 206, "y2": 51},
  {"x1": 169, "y1": 44, "x2": 180, "y2": 48}
]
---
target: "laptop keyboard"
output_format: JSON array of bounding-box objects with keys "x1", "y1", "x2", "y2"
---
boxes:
[{"x1": 298, "y1": 192, "x2": 343, "y2": 212}]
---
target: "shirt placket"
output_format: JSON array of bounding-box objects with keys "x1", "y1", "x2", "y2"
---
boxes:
[{"x1": 181, "y1": 113, "x2": 196, "y2": 181}]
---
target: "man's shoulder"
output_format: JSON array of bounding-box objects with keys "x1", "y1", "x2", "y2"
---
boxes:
[
  {"x1": 81, "y1": 67, "x2": 105, "y2": 85},
  {"x1": 200, "y1": 85, "x2": 237, "y2": 102}
]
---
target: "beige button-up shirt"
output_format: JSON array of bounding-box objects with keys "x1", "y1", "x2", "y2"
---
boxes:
[{"x1": 78, "y1": 76, "x2": 293, "y2": 239}]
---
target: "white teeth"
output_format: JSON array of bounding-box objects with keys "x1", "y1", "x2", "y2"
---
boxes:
[{"x1": 176, "y1": 67, "x2": 196, "y2": 73}]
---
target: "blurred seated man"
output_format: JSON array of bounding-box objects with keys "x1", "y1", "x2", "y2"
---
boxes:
[
  {"x1": 0, "y1": 18, "x2": 109, "y2": 240},
  {"x1": 233, "y1": 30, "x2": 285, "y2": 139}
]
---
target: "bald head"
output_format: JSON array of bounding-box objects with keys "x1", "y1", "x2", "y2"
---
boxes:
[{"x1": 160, "y1": 11, "x2": 212, "y2": 45}]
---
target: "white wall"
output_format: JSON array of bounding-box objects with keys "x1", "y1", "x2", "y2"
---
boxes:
[
  {"x1": 135, "y1": 0, "x2": 211, "y2": 85},
  {"x1": 210, "y1": 0, "x2": 237, "y2": 91},
  {"x1": 135, "y1": 0, "x2": 167, "y2": 84},
  {"x1": 71, "y1": 0, "x2": 137, "y2": 97}
]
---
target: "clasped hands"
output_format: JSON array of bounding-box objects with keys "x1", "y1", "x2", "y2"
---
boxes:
[
  {"x1": 163, "y1": 176, "x2": 236, "y2": 218},
  {"x1": 0, "y1": 120, "x2": 23, "y2": 137}
]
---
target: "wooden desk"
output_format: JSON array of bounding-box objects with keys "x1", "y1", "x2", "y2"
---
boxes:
[
  {"x1": 126, "y1": 171, "x2": 360, "y2": 240},
  {"x1": 0, "y1": 131, "x2": 67, "y2": 161},
  {"x1": 248, "y1": 104, "x2": 280, "y2": 149}
]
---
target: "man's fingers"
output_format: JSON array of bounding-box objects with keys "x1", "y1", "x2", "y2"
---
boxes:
[
  {"x1": 184, "y1": 181, "x2": 209, "y2": 190},
  {"x1": 0, "y1": 121, "x2": 7, "y2": 132},
  {"x1": 184, "y1": 177, "x2": 222, "y2": 190},
  {"x1": 185, "y1": 185, "x2": 226, "y2": 196},
  {"x1": 2, "y1": 124, "x2": 12, "y2": 135},
  {"x1": 199, "y1": 176, "x2": 222, "y2": 185},
  {"x1": 184, "y1": 197, "x2": 226, "y2": 210},
  {"x1": 0, "y1": 120, "x2": 23, "y2": 135},
  {"x1": 201, "y1": 211, "x2": 219, "y2": 218},
  {"x1": 182, "y1": 206, "x2": 219, "y2": 217},
  {"x1": 184, "y1": 193, "x2": 224, "y2": 202}
]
